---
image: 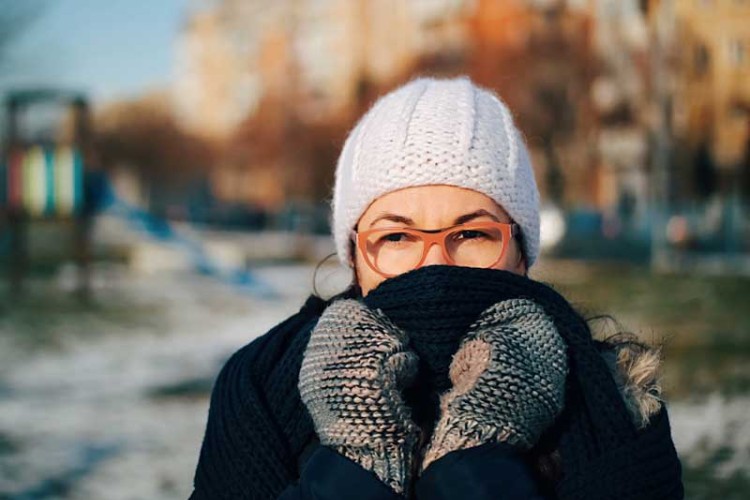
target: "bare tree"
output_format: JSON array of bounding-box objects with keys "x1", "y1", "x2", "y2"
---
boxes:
[
  {"x1": 469, "y1": 2, "x2": 598, "y2": 206},
  {"x1": 94, "y1": 96, "x2": 218, "y2": 216}
]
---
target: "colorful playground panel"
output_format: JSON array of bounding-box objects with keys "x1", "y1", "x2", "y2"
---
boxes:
[{"x1": 1, "y1": 146, "x2": 84, "y2": 217}]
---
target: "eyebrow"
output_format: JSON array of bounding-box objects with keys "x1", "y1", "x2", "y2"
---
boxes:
[
  {"x1": 454, "y1": 209, "x2": 502, "y2": 225},
  {"x1": 369, "y1": 213, "x2": 415, "y2": 227},
  {"x1": 368, "y1": 209, "x2": 501, "y2": 228}
]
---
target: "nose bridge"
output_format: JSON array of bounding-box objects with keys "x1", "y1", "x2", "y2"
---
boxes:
[{"x1": 420, "y1": 236, "x2": 449, "y2": 266}]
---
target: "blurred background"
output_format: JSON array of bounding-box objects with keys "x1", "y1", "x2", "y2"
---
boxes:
[{"x1": 0, "y1": 0, "x2": 748, "y2": 498}]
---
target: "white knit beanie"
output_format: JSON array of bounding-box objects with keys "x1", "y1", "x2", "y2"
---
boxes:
[{"x1": 331, "y1": 76, "x2": 541, "y2": 268}]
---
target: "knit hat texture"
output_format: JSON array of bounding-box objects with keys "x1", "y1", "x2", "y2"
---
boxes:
[{"x1": 331, "y1": 76, "x2": 541, "y2": 268}]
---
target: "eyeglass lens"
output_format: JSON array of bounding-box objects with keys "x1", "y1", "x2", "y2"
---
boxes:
[{"x1": 363, "y1": 226, "x2": 506, "y2": 276}]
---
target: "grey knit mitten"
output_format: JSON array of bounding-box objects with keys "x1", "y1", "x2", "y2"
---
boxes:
[
  {"x1": 421, "y1": 298, "x2": 568, "y2": 471},
  {"x1": 298, "y1": 299, "x2": 419, "y2": 495}
]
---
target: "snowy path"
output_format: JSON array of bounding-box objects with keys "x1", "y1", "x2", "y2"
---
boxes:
[{"x1": 0, "y1": 264, "x2": 746, "y2": 499}]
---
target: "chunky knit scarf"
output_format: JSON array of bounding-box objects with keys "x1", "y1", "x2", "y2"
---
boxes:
[
  {"x1": 361, "y1": 266, "x2": 531, "y2": 432},
  {"x1": 190, "y1": 265, "x2": 683, "y2": 499}
]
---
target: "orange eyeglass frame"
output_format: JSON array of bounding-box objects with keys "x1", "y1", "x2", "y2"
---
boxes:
[{"x1": 354, "y1": 221, "x2": 521, "y2": 278}]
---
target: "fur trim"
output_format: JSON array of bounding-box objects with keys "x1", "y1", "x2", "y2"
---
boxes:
[{"x1": 600, "y1": 336, "x2": 664, "y2": 429}]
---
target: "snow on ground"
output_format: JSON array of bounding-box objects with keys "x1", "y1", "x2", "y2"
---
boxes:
[
  {"x1": 669, "y1": 394, "x2": 750, "y2": 478},
  {"x1": 0, "y1": 263, "x2": 350, "y2": 499},
  {"x1": 0, "y1": 263, "x2": 746, "y2": 499}
]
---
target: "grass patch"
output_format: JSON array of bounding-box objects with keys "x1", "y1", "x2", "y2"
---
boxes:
[
  {"x1": 534, "y1": 259, "x2": 750, "y2": 398},
  {"x1": 147, "y1": 377, "x2": 214, "y2": 400}
]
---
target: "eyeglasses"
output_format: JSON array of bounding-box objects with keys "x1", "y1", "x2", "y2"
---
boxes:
[{"x1": 353, "y1": 221, "x2": 520, "y2": 278}]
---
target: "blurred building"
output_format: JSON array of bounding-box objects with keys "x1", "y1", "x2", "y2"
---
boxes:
[
  {"x1": 173, "y1": 0, "x2": 474, "y2": 210},
  {"x1": 165, "y1": 0, "x2": 749, "y2": 217},
  {"x1": 649, "y1": 0, "x2": 750, "y2": 198},
  {"x1": 589, "y1": 0, "x2": 651, "y2": 219},
  {"x1": 666, "y1": 0, "x2": 750, "y2": 179},
  {"x1": 174, "y1": 0, "x2": 471, "y2": 138},
  {"x1": 173, "y1": 0, "x2": 599, "y2": 209},
  {"x1": 173, "y1": 9, "x2": 249, "y2": 141}
]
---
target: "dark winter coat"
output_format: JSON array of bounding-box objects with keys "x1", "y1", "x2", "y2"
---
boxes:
[{"x1": 189, "y1": 265, "x2": 684, "y2": 499}]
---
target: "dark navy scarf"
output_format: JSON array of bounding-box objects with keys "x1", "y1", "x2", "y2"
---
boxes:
[{"x1": 190, "y1": 265, "x2": 683, "y2": 499}]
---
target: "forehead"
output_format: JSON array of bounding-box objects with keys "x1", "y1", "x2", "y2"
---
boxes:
[{"x1": 358, "y1": 185, "x2": 510, "y2": 225}]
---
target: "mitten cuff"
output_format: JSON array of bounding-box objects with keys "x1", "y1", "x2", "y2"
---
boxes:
[
  {"x1": 421, "y1": 417, "x2": 516, "y2": 472},
  {"x1": 336, "y1": 441, "x2": 418, "y2": 496}
]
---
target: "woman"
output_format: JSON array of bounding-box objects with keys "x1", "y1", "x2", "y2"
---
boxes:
[{"x1": 190, "y1": 77, "x2": 683, "y2": 499}]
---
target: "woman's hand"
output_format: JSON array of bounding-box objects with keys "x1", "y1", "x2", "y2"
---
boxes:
[
  {"x1": 298, "y1": 299, "x2": 419, "y2": 496},
  {"x1": 422, "y1": 298, "x2": 568, "y2": 471}
]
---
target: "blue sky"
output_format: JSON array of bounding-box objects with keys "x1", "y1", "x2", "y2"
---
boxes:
[{"x1": 1, "y1": 0, "x2": 192, "y2": 105}]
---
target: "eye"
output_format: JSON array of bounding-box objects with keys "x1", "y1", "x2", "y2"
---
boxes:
[
  {"x1": 455, "y1": 230, "x2": 489, "y2": 240},
  {"x1": 377, "y1": 232, "x2": 414, "y2": 244},
  {"x1": 382, "y1": 232, "x2": 406, "y2": 242}
]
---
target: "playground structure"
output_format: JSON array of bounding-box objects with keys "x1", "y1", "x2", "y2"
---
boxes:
[
  {"x1": 1, "y1": 89, "x2": 91, "y2": 297},
  {"x1": 1, "y1": 88, "x2": 275, "y2": 299}
]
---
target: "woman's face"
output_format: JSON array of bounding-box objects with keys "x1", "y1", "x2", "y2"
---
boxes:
[{"x1": 353, "y1": 185, "x2": 527, "y2": 296}]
